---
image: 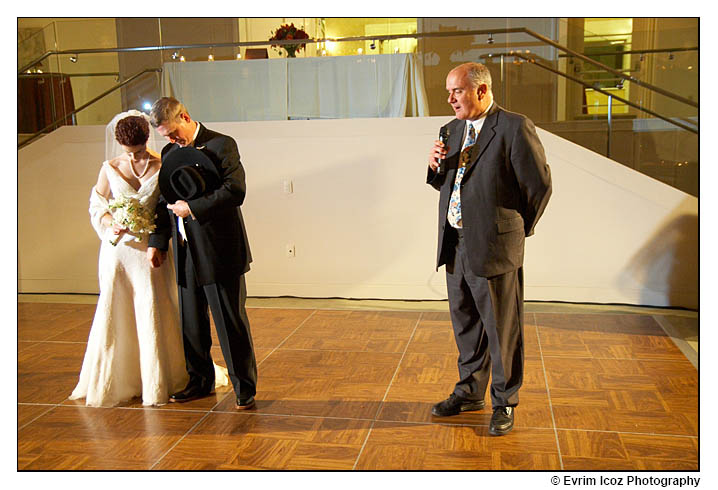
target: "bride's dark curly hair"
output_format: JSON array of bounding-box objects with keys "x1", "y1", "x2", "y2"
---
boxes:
[{"x1": 115, "y1": 115, "x2": 150, "y2": 147}]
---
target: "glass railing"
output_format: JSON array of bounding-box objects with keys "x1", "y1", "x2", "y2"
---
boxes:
[
  {"x1": 18, "y1": 18, "x2": 698, "y2": 196},
  {"x1": 482, "y1": 49, "x2": 697, "y2": 196},
  {"x1": 556, "y1": 19, "x2": 697, "y2": 196}
]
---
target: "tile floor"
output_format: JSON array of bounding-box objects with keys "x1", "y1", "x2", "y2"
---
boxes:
[{"x1": 17, "y1": 296, "x2": 699, "y2": 471}]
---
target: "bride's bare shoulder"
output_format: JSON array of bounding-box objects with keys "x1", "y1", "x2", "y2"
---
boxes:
[{"x1": 107, "y1": 155, "x2": 126, "y2": 170}]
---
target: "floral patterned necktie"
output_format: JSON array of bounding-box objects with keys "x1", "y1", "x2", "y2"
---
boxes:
[{"x1": 447, "y1": 122, "x2": 477, "y2": 229}]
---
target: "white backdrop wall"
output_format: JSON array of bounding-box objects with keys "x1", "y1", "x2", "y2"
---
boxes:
[{"x1": 18, "y1": 117, "x2": 698, "y2": 309}]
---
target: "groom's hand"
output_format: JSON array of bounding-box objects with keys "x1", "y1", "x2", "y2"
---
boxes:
[
  {"x1": 147, "y1": 247, "x2": 166, "y2": 268},
  {"x1": 167, "y1": 200, "x2": 192, "y2": 219}
]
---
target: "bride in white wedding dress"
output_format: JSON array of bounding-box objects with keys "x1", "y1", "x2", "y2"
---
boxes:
[{"x1": 70, "y1": 111, "x2": 226, "y2": 407}]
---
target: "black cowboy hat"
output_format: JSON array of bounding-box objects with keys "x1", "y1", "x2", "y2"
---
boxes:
[{"x1": 158, "y1": 146, "x2": 222, "y2": 204}]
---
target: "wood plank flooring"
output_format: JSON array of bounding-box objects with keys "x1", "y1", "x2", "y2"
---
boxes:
[{"x1": 17, "y1": 301, "x2": 698, "y2": 471}]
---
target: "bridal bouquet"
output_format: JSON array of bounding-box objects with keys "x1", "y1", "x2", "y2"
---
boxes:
[{"x1": 108, "y1": 196, "x2": 157, "y2": 246}]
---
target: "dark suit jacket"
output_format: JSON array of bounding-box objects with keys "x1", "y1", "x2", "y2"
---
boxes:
[
  {"x1": 149, "y1": 123, "x2": 252, "y2": 286},
  {"x1": 427, "y1": 104, "x2": 552, "y2": 278}
]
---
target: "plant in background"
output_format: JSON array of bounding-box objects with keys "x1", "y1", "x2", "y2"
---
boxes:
[{"x1": 269, "y1": 23, "x2": 310, "y2": 58}]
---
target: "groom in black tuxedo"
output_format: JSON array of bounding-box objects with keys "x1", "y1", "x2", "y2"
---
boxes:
[{"x1": 147, "y1": 97, "x2": 257, "y2": 409}]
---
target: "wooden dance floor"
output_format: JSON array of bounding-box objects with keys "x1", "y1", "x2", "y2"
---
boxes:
[{"x1": 17, "y1": 299, "x2": 698, "y2": 471}]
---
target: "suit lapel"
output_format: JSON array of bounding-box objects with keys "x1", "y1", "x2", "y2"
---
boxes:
[
  {"x1": 193, "y1": 123, "x2": 207, "y2": 148},
  {"x1": 462, "y1": 105, "x2": 500, "y2": 181}
]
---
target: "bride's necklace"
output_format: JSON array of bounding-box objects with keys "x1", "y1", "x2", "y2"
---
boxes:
[{"x1": 129, "y1": 153, "x2": 150, "y2": 179}]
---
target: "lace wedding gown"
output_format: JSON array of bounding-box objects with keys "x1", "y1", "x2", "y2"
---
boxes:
[{"x1": 70, "y1": 162, "x2": 223, "y2": 407}]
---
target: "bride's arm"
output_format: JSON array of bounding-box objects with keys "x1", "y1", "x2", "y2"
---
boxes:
[
  {"x1": 93, "y1": 167, "x2": 113, "y2": 228},
  {"x1": 89, "y1": 165, "x2": 125, "y2": 239}
]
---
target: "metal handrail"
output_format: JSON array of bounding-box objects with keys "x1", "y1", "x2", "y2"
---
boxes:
[
  {"x1": 517, "y1": 29, "x2": 697, "y2": 109},
  {"x1": 18, "y1": 68, "x2": 161, "y2": 150},
  {"x1": 559, "y1": 46, "x2": 698, "y2": 57},
  {"x1": 19, "y1": 72, "x2": 120, "y2": 78},
  {"x1": 495, "y1": 51, "x2": 697, "y2": 134},
  {"x1": 18, "y1": 27, "x2": 697, "y2": 109}
]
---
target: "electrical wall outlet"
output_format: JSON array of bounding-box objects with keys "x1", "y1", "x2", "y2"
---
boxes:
[{"x1": 286, "y1": 244, "x2": 295, "y2": 257}]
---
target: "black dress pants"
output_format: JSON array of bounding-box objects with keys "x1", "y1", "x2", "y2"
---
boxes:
[
  {"x1": 178, "y1": 245, "x2": 257, "y2": 400},
  {"x1": 445, "y1": 228, "x2": 524, "y2": 408}
]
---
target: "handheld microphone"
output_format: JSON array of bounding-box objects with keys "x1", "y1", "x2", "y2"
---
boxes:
[{"x1": 438, "y1": 126, "x2": 450, "y2": 175}]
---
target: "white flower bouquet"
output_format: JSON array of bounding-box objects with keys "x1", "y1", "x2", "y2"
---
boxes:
[{"x1": 108, "y1": 196, "x2": 157, "y2": 246}]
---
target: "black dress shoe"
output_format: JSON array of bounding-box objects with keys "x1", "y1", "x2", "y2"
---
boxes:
[
  {"x1": 235, "y1": 395, "x2": 256, "y2": 410},
  {"x1": 489, "y1": 406, "x2": 514, "y2": 435},
  {"x1": 431, "y1": 393, "x2": 485, "y2": 417},
  {"x1": 169, "y1": 384, "x2": 214, "y2": 403}
]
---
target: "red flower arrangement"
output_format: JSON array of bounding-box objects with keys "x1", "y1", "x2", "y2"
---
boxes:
[{"x1": 269, "y1": 23, "x2": 310, "y2": 57}]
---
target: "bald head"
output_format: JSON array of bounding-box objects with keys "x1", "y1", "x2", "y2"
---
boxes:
[
  {"x1": 451, "y1": 62, "x2": 493, "y2": 93},
  {"x1": 446, "y1": 63, "x2": 493, "y2": 120}
]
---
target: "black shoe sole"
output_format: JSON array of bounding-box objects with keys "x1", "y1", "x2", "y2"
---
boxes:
[
  {"x1": 488, "y1": 424, "x2": 514, "y2": 436},
  {"x1": 235, "y1": 400, "x2": 256, "y2": 410},
  {"x1": 431, "y1": 400, "x2": 486, "y2": 417},
  {"x1": 168, "y1": 391, "x2": 214, "y2": 403}
]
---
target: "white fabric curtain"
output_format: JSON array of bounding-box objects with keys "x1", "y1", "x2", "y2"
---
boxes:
[
  {"x1": 163, "y1": 59, "x2": 288, "y2": 121},
  {"x1": 161, "y1": 53, "x2": 429, "y2": 121}
]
